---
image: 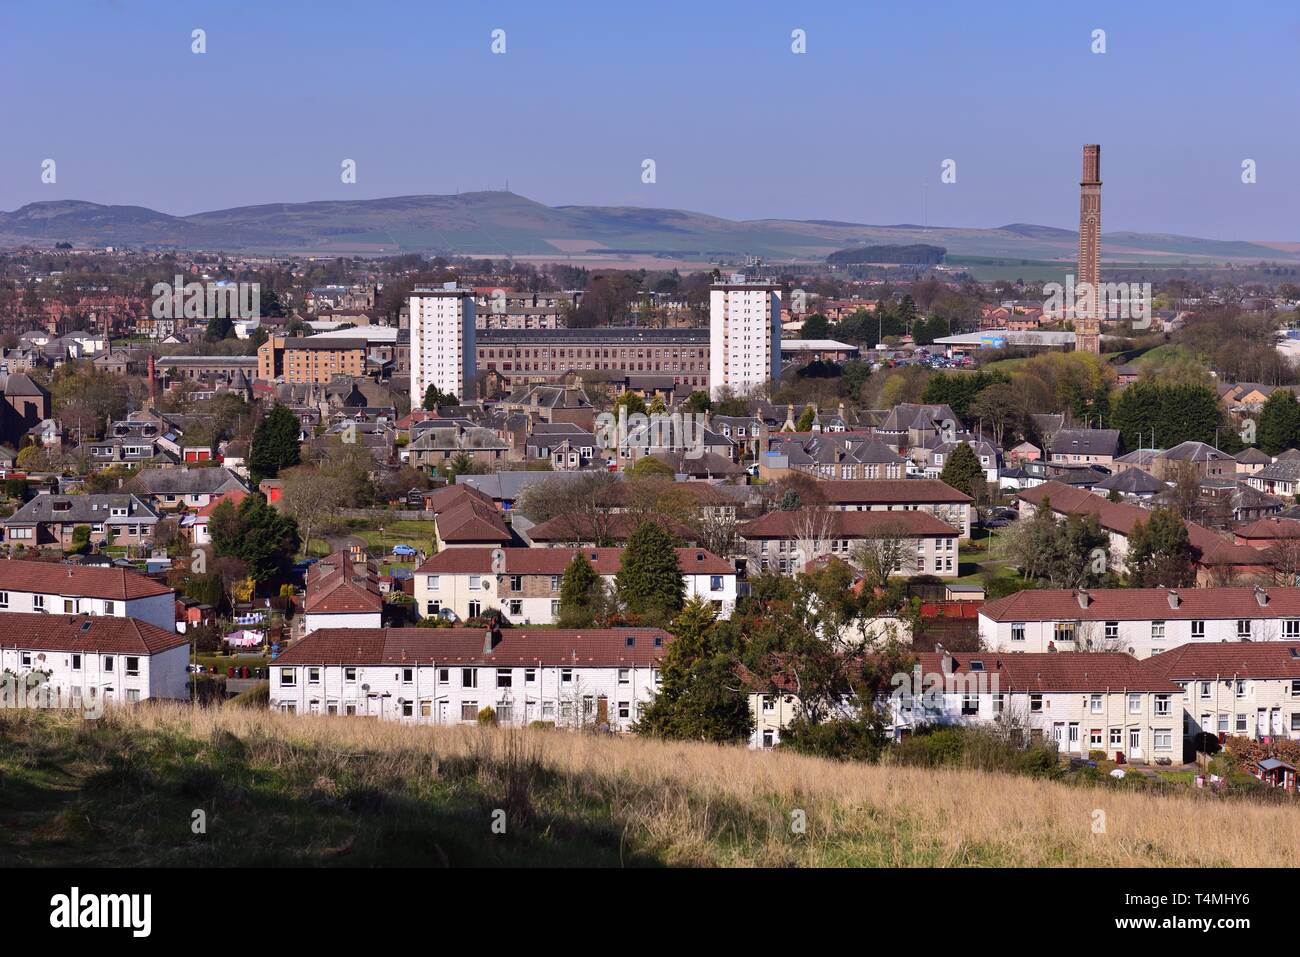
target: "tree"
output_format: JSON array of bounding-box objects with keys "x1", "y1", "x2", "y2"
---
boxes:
[
  {"x1": 634, "y1": 598, "x2": 752, "y2": 742},
  {"x1": 853, "y1": 521, "x2": 915, "y2": 592},
  {"x1": 795, "y1": 405, "x2": 817, "y2": 433},
  {"x1": 422, "y1": 384, "x2": 458, "y2": 410},
  {"x1": 969, "y1": 382, "x2": 1025, "y2": 448},
  {"x1": 68, "y1": 524, "x2": 91, "y2": 555},
  {"x1": 625, "y1": 455, "x2": 674, "y2": 480},
  {"x1": 205, "y1": 311, "x2": 234, "y2": 342},
  {"x1": 557, "y1": 553, "x2": 603, "y2": 628},
  {"x1": 615, "y1": 521, "x2": 684, "y2": 625},
  {"x1": 614, "y1": 391, "x2": 647, "y2": 418},
  {"x1": 940, "y1": 442, "x2": 984, "y2": 497},
  {"x1": 1127, "y1": 508, "x2": 1196, "y2": 588},
  {"x1": 209, "y1": 493, "x2": 301, "y2": 585},
  {"x1": 680, "y1": 391, "x2": 711, "y2": 414},
  {"x1": 248, "y1": 403, "x2": 302, "y2": 485},
  {"x1": 800, "y1": 314, "x2": 830, "y2": 339},
  {"x1": 1256, "y1": 389, "x2": 1300, "y2": 455}
]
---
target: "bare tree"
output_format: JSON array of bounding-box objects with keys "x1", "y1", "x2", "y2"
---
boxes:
[{"x1": 852, "y1": 521, "x2": 916, "y2": 592}]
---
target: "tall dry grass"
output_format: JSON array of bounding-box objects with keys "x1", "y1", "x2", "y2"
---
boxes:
[{"x1": 94, "y1": 703, "x2": 1300, "y2": 868}]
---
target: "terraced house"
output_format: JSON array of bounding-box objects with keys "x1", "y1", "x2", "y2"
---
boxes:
[
  {"x1": 0, "y1": 559, "x2": 175, "y2": 631},
  {"x1": 269, "y1": 626, "x2": 668, "y2": 728},
  {"x1": 414, "y1": 546, "x2": 736, "y2": 624},
  {"x1": 303, "y1": 551, "x2": 384, "y2": 634},
  {"x1": 2, "y1": 493, "x2": 160, "y2": 549},
  {"x1": 0, "y1": 612, "x2": 190, "y2": 708},
  {"x1": 978, "y1": 586, "x2": 1300, "y2": 659},
  {"x1": 740, "y1": 508, "x2": 959, "y2": 577}
]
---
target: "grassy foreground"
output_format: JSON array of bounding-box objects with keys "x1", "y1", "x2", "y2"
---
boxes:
[{"x1": 0, "y1": 704, "x2": 1297, "y2": 867}]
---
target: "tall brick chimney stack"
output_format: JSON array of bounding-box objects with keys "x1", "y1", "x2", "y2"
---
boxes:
[
  {"x1": 1075, "y1": 144, "x2": 1102, "y2": 355},
  {"x1": 147, "y1": 353, "x2": 157, "y2": 405}
]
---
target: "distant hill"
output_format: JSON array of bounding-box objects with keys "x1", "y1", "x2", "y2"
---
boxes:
[{"x1": 0, "y1": 191, "x2": 1295, "y2": 264}]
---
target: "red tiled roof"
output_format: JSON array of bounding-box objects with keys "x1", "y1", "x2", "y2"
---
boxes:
[
  {"x1": 0, "y1": 559, "x2": 172, "y2": 600},
  {"x1": 911, "y1": 651, "x2": 1180, "y2": 693},
  {"x1": 740, "y1": 508, "x2": 958, "y2": 538},
  {"x1": 1141, "y1": 642, "x2": 1300, "y2": 680},
  {"x1": 274, "y1": 627, "x2": 671, "y2": 667},
  {"x1": 1235, "y1": 517, "x2": 1300, "y2": 542},
  {"x1": 304, "y1": 551, "x2": 382, "y2": 614},
  {"x1": 981, "y1": 586, "x2": 1300, "y2": 623},
  {"x1": 0, "y1": 612, "x2": 186, "y2": 655},
  {"x1": 194, "y1": 489, "x2": 248, "y2": 518},
  {"x1": 416, "y1": 546, "x2": 733, "y2": 576},
  {"x1": 817, "y1": 479, "x2": 972, "y2": 505},
  {"x1": 1018, "y1": 481, "x2": 1259, "y2": 566}
]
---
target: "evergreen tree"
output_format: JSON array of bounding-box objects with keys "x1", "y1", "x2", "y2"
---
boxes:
[
  {"x1": 1256, "y1": 389, "x2": 1300, "y2": 455},
  {"x1": 422, "y1": 384, "x2": 458, "y2": 410},
  {"x1": 209, "y1": 493, "x2": 301, "y2": 584},
  {"x1": 939, "y1": 442, "x2": 984, "y2": 496},
  {"x1": 249, "y1": 403, "x2": 302, "y2": 485},
  {"x1": 205, "y1": 311, "x2": 234, "y2": 342},
  {"x1": 634, "y1": 598, "x2": 752, "y2": 742},
  {"x1": 616, "y1": 521, "x2": 684, "y2": 625},
  {"x1": 557, "y1": 553, "x2": 602, "y2": 628},
  {"x1": 795, "y1": 405, "x2": 816, "y2": 432},
  {"x1": 1127, "y1": 508, "x2": 1196, "y2": 588}
]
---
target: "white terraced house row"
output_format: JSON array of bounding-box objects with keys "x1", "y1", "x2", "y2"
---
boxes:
[
  {"x1": 0, "y1": 611, "x2": 190, "y2": 709},
  {"x1": 1142, "y1": 642, "x2": 1300, "y2": 743},
  {"x1": 0, "y1": 559, "x2": 176, "y2": 632},
  {"x1": 978, "y1": 586, "x2": 1300, "y2": 659},
  {"x1": 876, "y1": 651, "x2": 1183, "y2": 762},
  {"x1": 414, "y1": 547, "x2": 737, "y2": 624},
  {"x1": 269, "y1": 627, "x2": 669, "y2": 730}
]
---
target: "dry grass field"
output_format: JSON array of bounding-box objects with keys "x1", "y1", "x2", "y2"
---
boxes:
[{"x1": 0, "y1": 704, "x2": 1296, "y2": 867}]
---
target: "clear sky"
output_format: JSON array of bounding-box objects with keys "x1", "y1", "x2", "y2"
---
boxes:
[{"x1": 2, "y1": 0, "x2": 1298, "y2": 239}]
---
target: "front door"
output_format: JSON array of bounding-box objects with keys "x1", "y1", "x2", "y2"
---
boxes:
[
  {"x1": 1052, "y1": 722, "x2": 1064, "y2": 746},
  {"x1": 1067, "y1": 723, "x2": 1080, "y2": 754},
  {"x1": 1128, "y1": 728, "x2": 1142, "y2": 760},
  {"x1": 438, "y1": 700, "x2": 448, "y2": 724}
]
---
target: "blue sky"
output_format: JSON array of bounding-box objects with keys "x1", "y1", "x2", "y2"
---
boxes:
[{"x1": 2, "y1": 0, "x2": 1298, "y2": 239}]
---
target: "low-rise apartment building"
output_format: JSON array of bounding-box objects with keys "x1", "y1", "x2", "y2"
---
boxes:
[
  {"x1": 740, "y1": 508, "x2": 959, "y2": 576},
  {"x1": 269, "y1": 626, "x2": 669, "y2": 729},
  {"x1": 979, "y1": 586, "x2": 1300, "y2": 658},
  {"x1": 414, "y1": 546, "x2": 736, "y2": 624},
  {"x1": 0, "y1": 559, "x2": 175, "y2": 631},
  {"x1": 0, "y1": 611, "x2": 190, "y2": 708},
  {"x1": 258, "y1": 335, "x2": 367, "y2": 384},
  {"x1": 815, "y1": 479, "x2": 974, "y2": 538}
]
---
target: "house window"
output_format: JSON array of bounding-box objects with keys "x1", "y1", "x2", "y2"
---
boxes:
[
  {"x1": 468, "y1": 601, "x2": 481, "y2": 618},
  {"x1": 438, "y1": 668, "x2": 449, "y2": 684},
  {"x1": 401, "y1": 700, "x2": 414, "y2": 718},
  {"x1": 550, "y1": 576, "x2": 561, "y2": 593},
  {"x1": 1218, "y1": 714, "x2": 1229, "y2": 733},
  {"x1": 308, "y1": 668, "x2": 321, "y2": 685},
  {"x1": 1053, "y1": 622, "x2": 1076, "y2": 644},
  {"x1": 462, "y1": 668, "x2": 478, "y2": 689},
  {"x1": 1105, "y1": 621, "x2": 1118, "y2": 641},
  {"x1": 1150, "y1": 621, "x2": 1165, "y2": 641},
  {"x1": 1292, "y1": 680, "x2": 1300, "y2": 698},
  {"x1": 710, "y1": 575, "x2": 723, "y2": 591},
  {"x1": 125, "y1": 657, "x2": 139, "y2": 677},
  {"x1": 344, "y1": 667, "x2": 357, "y2": 682},
  {"x1": 103, "y1": 600, "x2": 115, "y2": 615},
  {"x1": 71, "y1": 654, "x2": 81, "y2": 671},
  {"x1": 509, "y1": 600, "x2": 522, "y2": 616},
  {"x1": 1011, "y1": 622, "x2": 1025, "y2": 642},
  {"x1": 1200, "y1": 681, "x2": 1211, "y2": 699},
  {"x1": 280, "y1": 668, "x2": 295, "y2": 687},
  {"x1": 509, "y1": 575, "x2": 522, "y2": 591},
  {"x1": 618, "y1": 668, "x2": 630, "y2": 685},
  {"x1": 762, "y1": 696, "x2": 775, "y2": 713},
  {"x1": 1128, "y1": 693, "x2": 1141, "y2": 714},
  {"x1": 460, "y1": 701, "x2": 478, "y2": 721},
  {"x1": 525, "y1": 668, "x2": 536, "y2": 683},
  {"x1": 551, "y1": 600, "x2": 560, "y2": 617},
  {"x1": 1236, "y1": 619, "x2": 1252, "y2": 640},
  {"x1": 561, "y1": 668, "x2": 572, "y2": 684},
  {"x1": 402, "y1": 668, "x2": 413, "y2": 684},
  {"x1": 33, "y1": 595, "x2": 44, "y2": 610},
  {"x1": 1286, "y1": 619, "x2": 1300, "y2": 639},
  {"x1": 425, "y1": 575, "x2": 439, "y2": 589},
  {"x1": 1154, "y1": 729, "x2": 1172, "y2": 751},
  {"x1": 1090, "y1": 694, "x2": 1102, "y2": 713},
  {"x1": 1236, "y1": 714, "x2": 1248, "y2": 733},
  {"x1": 469, "y1": 575, "x2": 481, "y2": 591},
  {"x1": 0, "y1": 592, "x2": 8, "y2": 608},
  {"x1": 1109, "y1": 728, "x2": 1122, "y2": 747},
  {"x1": 497, "y1": 668, "x2": 512, "y2": 688},
  {"x1": 1030, "y1": 694, "x2": 1043, "y2": 713},
  {"x1": 1191, "y1": 620, "x2": 1205, "y2": 639},
  {"x1": 618, "y1": 701, "x2": 630, "y2": 719},
  {"x1": 103, "y1": 655, "x2": 113, "y2": 670},
  {"x1": 1236, "y1": 679, "x2": 1245, "y2": 698},
  {"x1": 961, "y1": 693, "x2": 978, "y2": 716},
  {"x1": 1155, "y1": 694, "x2": 1171, "y2": 716}
]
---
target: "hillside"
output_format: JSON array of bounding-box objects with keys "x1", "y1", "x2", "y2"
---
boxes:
[
  {"x1": 0, "y1": 192, "x2": 1295, "y2": 264},
  {"x1": 1, "y1": 705, "x2": 1296, "y2": 867}
]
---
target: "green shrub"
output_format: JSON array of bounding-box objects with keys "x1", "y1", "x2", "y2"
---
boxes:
[{"x1": 477, "y1": 706, "x2": 498, "y2": 726}]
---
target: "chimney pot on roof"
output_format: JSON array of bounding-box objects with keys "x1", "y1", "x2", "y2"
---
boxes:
[
  {"x1": 1256, "y1": 585, "x2": 1269, "y2": 607},
  {"x1": 1077, "y1": 589, "x2": 1090, "y2": 609},
  {"x1": 1167, "y1": 589, "x2": 1180, "y2": 609}
]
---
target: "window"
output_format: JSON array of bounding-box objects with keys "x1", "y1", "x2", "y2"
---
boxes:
[
  {"x1": 468, "y1": 601, "x2": 481, "y2": 619},
  {"x1": 710, "y1": 575, "x2": 723, "y2": 591},
  {"x1": 551, "y1": 600, "x2": 560, "y2": 617},
  {"x1": 70, "y1": 653, "x2": 81, "y2": 671},
  {"x1": 618, "y1": 701, "x2": 630, "y2": 719},
  {"x1": 1218, "y1": 714, "x2": 1229, "y2": 733},
  {"x1": 962, "y1": 693, "x2": 978, "y2": 716},
  {"x1": 401, "y1": 668, "x2": 413, "y2": 684},
  {"x1": 1237, "y1": 619, "x2": 1252, "y2": 639},
  {"x1": 1236, "y1": 714, "x2": 1248, "y2": 734},
  {"x1": 103, "y1": 655, "x2": 113, "y2": 670},
  {"x1": 126, "y1": 689, "x2": 140, "y2": 704},
  {"x1": 1105, "y1": 621, "x2": 1119, "y2": 642},
  {"x1": 401, "y1": 700, "x2": 414, "y2": 718},
  {"x1": 1200, "y1": 681, "x2": 1211, "y2": 700},
  {"x1": 125, "y1": 657, "x2": 139, "y2": 677},
  {"x1": 550, "y1": 576, "x2": 561, "y2": 593},
  {"x1": 1109, "y1": 728, "x2": 1122, "y2": 747},
  {"x1": 33, "y1": 595, "x2": 44, "y2": 610},
  {"x1": 103, "y1": 600, "x2": 115, "y2": 615},
  {"x1": 561, "y1": 668, "x2": 572, "y2": 684},
  {"x1": 509, "y1": 575, "x2": 522, "y2": 591},
  {"x1": 309, "y1": 667, "x2": 321, "y2": 685},
  {"x1": 1128, "y1": 693, "x2": 1141, "y2": 714},
  {"x1": 1286, "y1": 619, "x2": 1300, "y2": 639},
  {"x1": 438, "y1": 668, "x2": 449, "y2": 685},
  {"x1": 1236, "y1": 679, "x2": 1245, "y2": 699},
  {"x1": 1089, "y1": 729, "x2": 1103, "y2": 747},
  {"x1": 1151, "y1": 621, "x2": 1165, "y2": 641},
  {"x1": 468, "y1": 575, "x2": 481, "y2": 591},
  {"x1": 1053, "y1": 622, "x2": 1076, "y2": 644},
  {"x1": 344, "y1": 667, "x2": 357, "y2": 682},
  {"x1": 1011, "y1": 622, "x2": 1026, "y2": 642},
  {"x1": 1154, "y1": 729, "x2": 1172, "y2": 751},
  {"x1": 460, "y1": 701, "x2": 478, "y2": 721},
  {"x1": 618, "y1": 668, "x2": 630, "y2": 685},
  {"x1": 280, "y1": 668, "x2": 295, "y2": 687},
  {"x1": 425, "y1": 575, "x2": 439, "y2": 589},
  {"x1": 0, "y1": 592, "x2": 8, "y2": 608},
  {"x1": 1155, "y1": 694, "x2": 1171, "y2": 716},
  {"x1": 525, "y1": 668, "x2": 536, "y2": 683},
  {"x1": 1191, "y1": 620, "x2": 1206, "y2": 639},
  {"x1": 1292, "y1": 680, "x2": 1300, "y2": 698},
  {"x1": 462, "y1": 668, "x2": 478, "y2": 689},
  {"x1": 1030, "y1": 694, "x2": 1043, "y2": 713},
  {"x1": 1090, "y1": 694, "x2": 1102, "y2": 714},
  {"x1": 509, "y1": 600, "x2": 522, "y2": 616},
  {"x1": 497, "y1": 668, "x2": 512, "y2": 688}
]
